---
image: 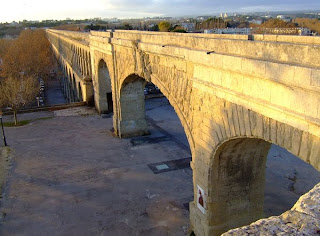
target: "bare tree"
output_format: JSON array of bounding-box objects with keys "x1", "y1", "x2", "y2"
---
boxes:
[{"x1": 0, "y1": 76, "x2": 39, "y2": 125}]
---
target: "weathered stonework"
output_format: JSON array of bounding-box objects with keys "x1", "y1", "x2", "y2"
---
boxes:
[
  {"x1": 46, "y1": 29, "x2": 320, "y2": 236},
  {"x1": 222, "y1": 182, "x2": 320, "y2": 235}
]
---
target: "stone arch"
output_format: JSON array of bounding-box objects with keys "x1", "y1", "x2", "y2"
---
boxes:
[
  {"x1": 117, "y1": 73, "x2": 195, "y2": 155},
  {"x1": 148, "y1": 75, "x2": 195, "y2": 154},
  {"x1": 117, "y1": 74, "x2": 148, "y2": 137},
  {"x1": 207, "y1": 137, "x2": 271, "y2": 235},
  {"x1": 191, "y1": 97, "x2": 320, "y2": 236},
  {"x1": 95, "y1": 59, "x2": 113, "y2": 113}
]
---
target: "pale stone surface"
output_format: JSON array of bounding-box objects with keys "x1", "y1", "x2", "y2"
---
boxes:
[
  {"x1": 222, "y1": 183, "x2": 320, "y2": 236},
  {"x1": 46, "y1": 29, "x2": 320, "y2": 236}
]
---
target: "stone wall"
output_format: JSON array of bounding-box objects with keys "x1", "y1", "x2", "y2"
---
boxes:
[{"x1": 222, "y1": 182, "x2": 320, "y2": 235}]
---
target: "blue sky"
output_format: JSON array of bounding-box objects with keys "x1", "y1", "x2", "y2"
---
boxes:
[{"x1": 1, "y1": 0, "x2": 320, "y2": 22}]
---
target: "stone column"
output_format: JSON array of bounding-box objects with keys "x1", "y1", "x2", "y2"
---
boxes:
[
  {"x1": 116, "y1": 78, "x2": 149, "y2": 138},
  {"x1": 190, "y1": 138, "x2": 271, "y2": 236}
]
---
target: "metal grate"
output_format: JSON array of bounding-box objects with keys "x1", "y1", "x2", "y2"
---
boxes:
[{"x1": 148, "y1": 157, "x2": 191, "y2": 174}]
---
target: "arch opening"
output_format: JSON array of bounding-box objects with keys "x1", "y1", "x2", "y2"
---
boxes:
[
  {"x1": 72, "y1": 74, "x2": 77, "y2": 102},
  {"x1": 117, "y1": 73, "x2": 193, "y2": 150},
  {"x1": 207, "y1": 137, "x2": 320, "y2": 235},
  {"x1": 96, "y1": 59, "x2": 113, "y2": 113},
  {"x1": 115, "y1": 73, "x2": 193, "y2": 233}
]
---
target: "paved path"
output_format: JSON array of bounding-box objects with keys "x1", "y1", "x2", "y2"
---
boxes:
[
  {"x1": 46, "y1": 78, "x2": 67, "y2": 106},
  {"x1": 0, "y1": 98, "x2": 319, "y2": 235},
  {"x1": 0, "y1": 104, "x2": 192, "y2": 236}
]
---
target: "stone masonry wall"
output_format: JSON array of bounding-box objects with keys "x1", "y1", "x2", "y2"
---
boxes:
[{"x1": 222, "y1": 182, "x2": 320, "y2": 235}]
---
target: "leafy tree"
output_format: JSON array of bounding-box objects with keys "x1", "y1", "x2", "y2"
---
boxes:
[
  {"x1": 0, "y1": 29, "x2": 56, "y2": 124},
  {"x1": 196, "y1": 18, "x2": 227, "y2": 30},
  {"x1": 149, "y1": 24, "x2": 159, "y2": 31},
  {"x1": 251, "y1": 19, "x2": 299, "y2": 34},
  {"x1": 158, "y1": 21, "x2": 171, "y2": 32},
  {"x1": 0, "y1": 39, "x2": 13, "y2": 58},
  {"x1": 294, "y1": 18, "x2": 320, "y2": 34},
  {"x1": 1, "y1": 29, "x2": 55, "y2": 80},
  {"x1": 171, "y1": 25, "x2": 187, "y2": 33},
  {"x1": 0, "y1": 76, "x2": 39, "y2": 125},
  {"x1": 85, "y1": 24, "x2": 107, "y2": 31},
  {"x1": 123, "y1": 24, "x2": 133, "y2": 30},
  {"x1": 251, "y1": 19, "x2": 297, "y2": 29},
  {"x1": 172, "y1": 29, "x2": 187, "y2": 33}
]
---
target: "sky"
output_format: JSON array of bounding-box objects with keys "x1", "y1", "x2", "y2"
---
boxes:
[{"x1": 1, "y1": 0, "x2": 320, "y2": 23}]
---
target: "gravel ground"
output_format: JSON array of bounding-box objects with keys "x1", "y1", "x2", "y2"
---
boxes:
[{"x1": 0, "y1": 97, "x2": 318, "y2": 235}]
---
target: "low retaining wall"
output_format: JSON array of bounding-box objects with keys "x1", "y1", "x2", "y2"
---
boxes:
[{"x1": 2, "y1": 102, "x2": 87, "y2": 115}]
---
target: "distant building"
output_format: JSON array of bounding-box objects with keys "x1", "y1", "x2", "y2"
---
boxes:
[
  {"x1": 276, "y1": 15, "x2": 291, "y2": 22},
  {"x1": 110, "y1": 18, "x2": 120, "y2": 23},
  {"x1": 249, "y1": 19, "x2": 263, "y2": 25},
  {"x1": 204, "y1": 28, "x2": 251, "y2": 34},
  {"x1": 24, "y1": 27, "x2": 37, "y2": 30},
  {"x1": 220, "y1": 13, "x2": 228, "y2": 18},
  {"x1": 255, "y1": 27, "x2": 312, "y2": 35},
  {"x1": 9, "y1": 21, "x2": 20, "y2": 27},
  {"x1": 180, "y1": 23, "x2": 196, "y2": 32}
]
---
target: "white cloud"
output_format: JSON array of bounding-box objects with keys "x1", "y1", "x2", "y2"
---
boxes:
[{"x1": 0, "y1": 0, "x2": 319, "y2": 22}]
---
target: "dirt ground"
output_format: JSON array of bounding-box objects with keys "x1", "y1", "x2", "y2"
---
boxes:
[{"x1": 0, "y1": 98, "x2": 319, "y2": 235}]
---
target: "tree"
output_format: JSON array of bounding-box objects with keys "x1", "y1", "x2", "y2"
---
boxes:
[
  {"x1": 0, "y1": 39, "x2": 13, "y2": 58},
  {"x1": 196, "y1": 18, "x2": 227, "y2": 30},
  {"x1": 251, "y1": 19, "x2": 297, "y2": 29},
  {"x1": 1, "y1": 29, "x2": 55, "y2": 80},
  {"x1": 149, "y1": 24, "x2": 159, "y2": 31},
  {"x1": 294, "y1": 18, "x2": 320, "y2": 34},
  {"x1": 158, "y1": 21, "x2": 171, "y2": 32},
  {"x1": 123, "y1": 24, "x2": 133, "y2": 30},
  {"x1": 0, "y1": 76, "x2": 39, "y2": 125}
]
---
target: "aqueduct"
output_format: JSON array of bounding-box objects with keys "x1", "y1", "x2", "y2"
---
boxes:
[{"x1": 46, "y1": 29, "x2": 320, "y2": 235}]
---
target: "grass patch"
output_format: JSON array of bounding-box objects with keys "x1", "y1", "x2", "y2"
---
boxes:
[
  {"x1": 2, "y1": 116, "x2": 53, "y2": 127},
  {"x1": 3, "y1": 120, "x2": 30, "y2": 127}
]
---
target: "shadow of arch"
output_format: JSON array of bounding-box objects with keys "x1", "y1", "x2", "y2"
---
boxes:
[
  {"x1": 207, "y1": 128, "x2": 320, "y2": 235},
  {"x1": 72, "y1": 74, "x2": 77, "y2": 102},
  {"x1": 118, "y1": 73, "x2": 194, "y2": 155},
  {"x1": 208, "y1": 137, "x2": 271, "y2": 233},
  {"x1": 78, "y1": 82, "x2": 83, "y2": 101}
]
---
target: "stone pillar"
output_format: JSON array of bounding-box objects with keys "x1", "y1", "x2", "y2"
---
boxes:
[
  {"x1": 116, "y1": 78, "x2": 149, "y2": 138},
  {"x1": 83, "y1": 76, "x2": 94, "y2": 105},
  {"x1": 190, "y1": 138, "x2": 271, "y2": 236},
  {"x1": 94, "y1": 90, "x2": 109, "y2": 113}
]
